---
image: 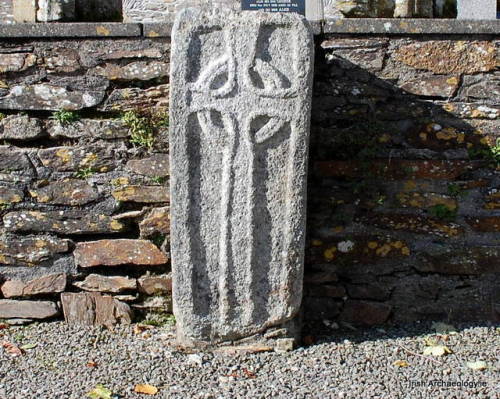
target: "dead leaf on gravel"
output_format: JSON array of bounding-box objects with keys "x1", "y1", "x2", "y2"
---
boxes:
[
  {"x1": 87, "y1": 384, "x2": 113, "y2": 399},
  {"x1": 133, "y1": 324, "x2": 155, "y2": 335},
  {"x1": 2, "y1": 340, "x2": 23, "y2": 356},
  {"x1": 466, "y1": 361, "x2": 488, "y2": 371},
  {"x1": 242, "y1": 368, "x2": 257, "y2": 379},
  {"x1": 393, "y1": 360, "x2": 410, "y2": 367},
  {"x1": 86, "y1": 360, "x2": 98, "y2": 368},
  {"x1": 423, "y1": 345, "x2": 452, "y2": 357},
  {"x1": 134, "y1": 384, "x2": 158, "y2": 395},
  {"x1": 20, "y1": 343, "x2": 37, "y2": 350}
]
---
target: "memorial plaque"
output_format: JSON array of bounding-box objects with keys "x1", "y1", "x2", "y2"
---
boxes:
[
  {"x1": 170, "y1": 8, "x2": 314, "y2": 346},
  {"x1": 242, "y1": 0, "x2": 306, "y2": 15}
]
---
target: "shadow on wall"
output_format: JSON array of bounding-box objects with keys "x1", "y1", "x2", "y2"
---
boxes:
[
  {"x1": 304, "y1": 35, "x2": 499, "y2": 333},
  {"x1": 76, "y1": 0, "x2": 123, "y2": 22}
]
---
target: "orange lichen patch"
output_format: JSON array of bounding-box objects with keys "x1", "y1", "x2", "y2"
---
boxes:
[
  {"x1": 323, "y1": 247, "x2": 337, "y2": 261},
  {"x1": 96, "y1": 26, "x2": 111, "y2": 36},
  {"x1": 111, "y1": 177, "x2": 130, "y2": 186},
  {"x1": 394, "y1": 41, "x2": 496, "y2": 74},
  {"x1": 367, "y1": 213, "x2": 463, "y2": 238},
  {"x1": 309, "y1": 236, "x2": 410, "y2": 265},
  {"x1": 436, "y1": 127, "x2": 458, "y2": 141},
  {"x1": 375, "y1": 244, "x2": 392, "y2": 257},
  {"x1": 55, "y1": 148, "x2": 71, "y2": 164}
]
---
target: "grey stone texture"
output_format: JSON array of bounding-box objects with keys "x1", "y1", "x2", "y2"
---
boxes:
[
  {"x1": 170, "y1": 8, "x2": 314, "y2": 345},
  {"x1": 457, "y1": 0, "x2": 497, "y2": 19},
  {"x1": 0, "y1": 0, "x2": 14, "y2": 23},
  {"x1": 12, "y1": 0, "x2": 36, "y2": 22},
  {"x1": 37, "y1": 0, "x2": 75, "y2": 22},
  {"x1": 123, "y1": 0, "x2": 239, "y2": 22}
]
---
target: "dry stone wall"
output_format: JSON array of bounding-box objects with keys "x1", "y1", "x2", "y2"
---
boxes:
[
  {"x1": 0, "y1": 22, "x2": 498, "y2": 330},
  {"x1": 0, "y1": 30, "x2": 172, "y2": 326}
]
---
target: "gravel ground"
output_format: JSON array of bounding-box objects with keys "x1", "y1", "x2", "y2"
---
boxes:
[{"x1": 0, "y1": 321, "x2": 498, "y2": 399}]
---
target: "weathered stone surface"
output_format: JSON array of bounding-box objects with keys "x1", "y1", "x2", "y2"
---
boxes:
[
  {"x1": 98, "y1": 84, "x2": 169, "y2": 112},
  {"x1": 138, "y1": 273, "x2": 172, "y2": 295},
  {"x1": 459, "y1": 75, "x2": 500, "y2": 103},
  {"x1": 93, "y1": 61, "x2": 169, "y2": 81},
  {"x1": 395, "y1": 41, "x2": 497, "y2": 74},
  {"x1": 0, "y1": 186, "x2": 23, "y2": 204},
  {"x1": 0, "y1": 77, "x2": 108, "y2": 111},
  {"x1": 139, "y1": 207, "x2": 170, "y2": 237},
  {"x1": 47, "y1": 119, "x2": 129, "y2": 139},
  {"x1": 123, "y1": 0, "x2": 174, "y2": 22},
  {"x1": 131, "y1": 295, "x2": 172, "y2": 312},
  {"x1": 0, "y1": 299, "x2": 59, "y2": 319},
  {"x1": 29, "y1": 179, "x2": 98, "y2": 206},
  {"x1": 0, "y1": 235, "x2": 70, "y2": 266},
  {"x1": 303, "y1": 297, "x2": 341, "y2": 320},
  {"x1": 306, "y1": 284, "x2": 346, "y2": 298},
  {"x1": 304, "y1": 271, "x2": 338, "y2": 284},
  {"x1": 466, "y1": 217, "x2": 500, "y2": 232},
  {"x1": 340, "y1": 300, "x2": 392, "y2": 326},
  {"x1": 4, "y1": 211, "x2": 126, "y2": 235},
  {"x1": 74, "y1": 274, "x2": 136, "y2": 293},
  {"x1": 393, "y1": 0, "x2": 414, "y2": 17},
  {"x1": 61, "y1": 292, "x2": 132, "y2": 326},
  {"x1": 126, "y1": 154, "x2": 169, "y2": 177},
  {"x1": 443, "y1": 102, "x2": 500, "y2": 119},
  {"x1": 37, "y1": 0, "x2": 75, "y2": 22},
  {"x1": 400, "y1": 75, "x2": 459, "y2": 98},
  {"x1": 170, "y1": 9, "x2": 313, "y2": 345},
  {"x1": 321, "y1": 38, "x2": 387, "y2": 71},
  {"x1": 1, "y1": 273, "x2": 66, "y2": 298},
  {"x1": 0, "y1": 23, "x2": 142, "y2": 38},
  {"x1": 74, "y1": 239, "x2": 168, "y2": 268},
  {"x1": 38, "y1": 145, "x2": 117, "y2": 172},
  {"x1": 0, "y1": 146, "x2": 34, "y2": 175},
  {"x1": 12, "y1": 0, "x2": 37, "y2": 22},
  {"x1": 315, "y1": 160, "x2": 481, "y2": 180},
  {"x1": 44, "y1": 47, "x2": 81, "y2": 73},
  {"x1": 457, "y1": 0, "x2": 497, "y2": 19},
  {"x1": 417, "y1": 246, "x2": 499, "y2": 275},
  {"x1": 0, "y1": 52, "x2": 36, "y2": 73},
  {"x1": 324, "y1": 0, "x2": 373, "y2": 17},
  {"x1": 365, "y1": 213, "x2": 462, "y2": 238},
  {"x1": 309, "y1": 236, "x2": 410, "y2": 265},
  {"x1": 112, "y1": 186, "x2": 169, "y2": 203},
  {"x1": 0, "y1": 114, "x2": 44, "y2": 140},
  {"x1": 346, "y1": 284, "x2": 389, "y2": 301}
]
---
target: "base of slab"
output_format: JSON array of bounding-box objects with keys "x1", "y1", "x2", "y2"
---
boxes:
[{"x1": 176, "y1": 313, "x2": 303, "y2": 352}]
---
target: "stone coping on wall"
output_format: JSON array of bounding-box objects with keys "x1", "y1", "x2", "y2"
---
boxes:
[{"x1": 0, "y1": 19, "x2": 499, "y2": 38}]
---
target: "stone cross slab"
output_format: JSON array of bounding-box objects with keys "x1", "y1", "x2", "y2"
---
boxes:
[{"x1": 170, "y1": 8, "x2": 314, "y2": 346}]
